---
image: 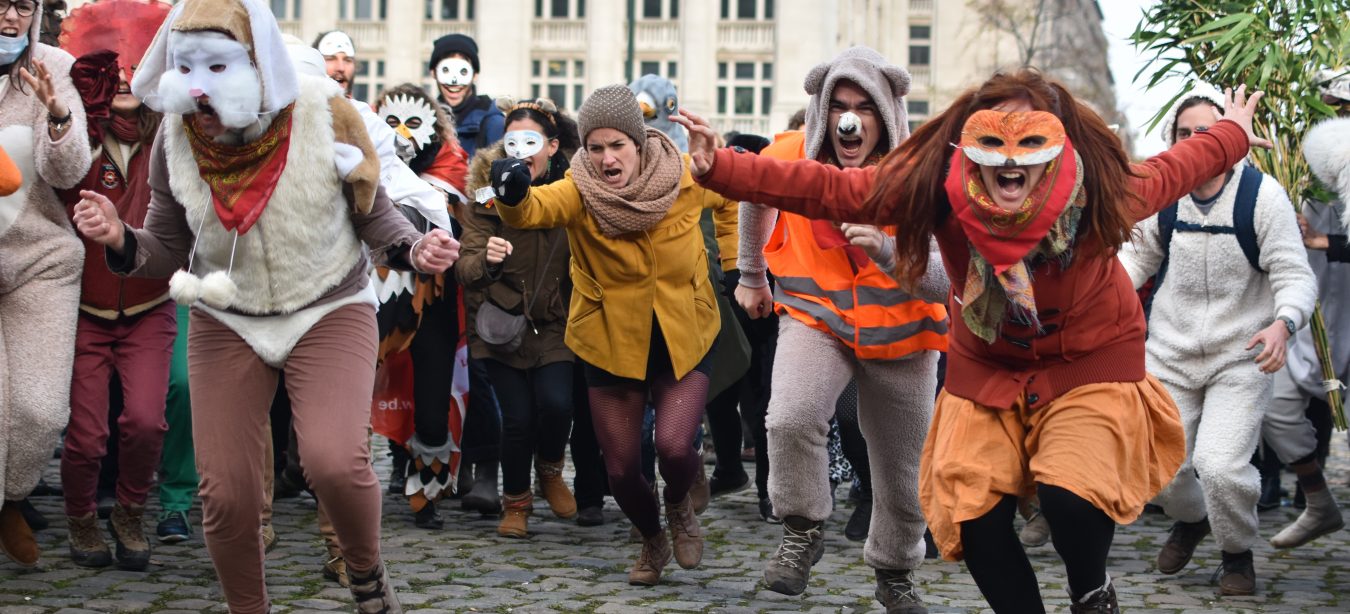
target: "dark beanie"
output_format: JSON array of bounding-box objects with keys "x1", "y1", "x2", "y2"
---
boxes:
[
  {"x1": 727, "y1": 133, "x2": 771, "y2": 154},
  {"x1": 430, "y1": 34, "x2": 480, "y2": 73}
]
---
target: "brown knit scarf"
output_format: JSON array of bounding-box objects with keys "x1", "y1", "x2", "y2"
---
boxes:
[{"x1": 571, "y1": 127, "x2": 684, "y2": 238}]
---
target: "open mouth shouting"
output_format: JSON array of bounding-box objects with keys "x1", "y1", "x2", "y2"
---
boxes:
[
  {"x1": 0, "y1": 28, "x2": 19, "y2": 38},
  {"x1": 995, "y1": 167, "x2": 1028, "y2": 198},
  {"x1": 602, "y1": 166, "x2": 625, "y2": 186}
]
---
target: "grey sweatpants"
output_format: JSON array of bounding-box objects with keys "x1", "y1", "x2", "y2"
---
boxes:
[
  {"x1": 767, "y1": 317, "x2": 937, "y2": 571},
  {"x1": 1261, "y1": 366, "x2": 1320, "y2": 464}
]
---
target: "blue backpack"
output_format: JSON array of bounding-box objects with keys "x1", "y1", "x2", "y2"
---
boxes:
[{"x1": 1144, "y1": 165, "x2": 1264, "y2": 318}]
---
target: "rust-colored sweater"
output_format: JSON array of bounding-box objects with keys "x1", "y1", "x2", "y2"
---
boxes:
[{"x1": 697, "y1": 120, "x2": 1251, "y2": 410}]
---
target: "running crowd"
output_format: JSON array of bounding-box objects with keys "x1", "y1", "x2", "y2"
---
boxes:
[{"x1": 0, "y1": 1, "x2": 1347, "y2": 613}]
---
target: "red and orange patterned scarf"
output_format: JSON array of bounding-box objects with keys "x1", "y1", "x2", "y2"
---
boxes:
[{"x1": 185, "y1": 104, "x2": 294, "y2": 235}]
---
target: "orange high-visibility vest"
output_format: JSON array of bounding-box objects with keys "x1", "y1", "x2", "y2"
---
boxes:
[{"x1": 760, "y1": 132, "x2": 948, "y2": 360}]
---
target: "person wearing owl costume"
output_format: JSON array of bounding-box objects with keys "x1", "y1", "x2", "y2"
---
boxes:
[
  {"x1": 51, "y1": 0, "x2": 177, "y2": 571},
  {"x1": 0, "y1": 0, "x2": 91, "y2": 569},
  {"x1": 457, "y1": 98, "x2": 582, "y2": 538},
  {"x1": 679, "y1": 69, "x2": 1272, "y2": 612},
  {"x1": 1117, "y1": 95, "x2": 1315, "y2": 596},
  {"x1": 71, "y1": 1, "x2": 459, "y2": 611},
  {"x1": 372, "y1": 82, "x2": 475, "y2": 529},
  {"x1": 701, "y1": 46, "x2": 949, "y2": 612}
]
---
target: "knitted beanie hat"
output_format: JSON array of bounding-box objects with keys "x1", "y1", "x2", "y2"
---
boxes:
[
  {"x1": 802, "y1": 46, "x2": 911, "y2": 161},
  {"x1": 430, "y1": 33, "x2": 480, "y2": 73},
  {"x1": 578, "y1": 84, "x2": 647, "y2": 147}
]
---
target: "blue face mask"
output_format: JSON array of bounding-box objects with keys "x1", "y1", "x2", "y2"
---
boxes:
[{"x1": 0, "y1": 33, "x2": 29, "y2": 66}]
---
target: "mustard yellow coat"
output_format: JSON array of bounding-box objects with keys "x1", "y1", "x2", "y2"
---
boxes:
[{"x1": 496, "y1": 156, "x2": 738, "y2": 380}]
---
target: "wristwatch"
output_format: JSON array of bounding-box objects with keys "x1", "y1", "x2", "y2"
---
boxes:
[
  {"x1": 49, "y1": 111, "x2": 71, "y2": 135},
  {"x1": 1277, "y1": 315, "x2": 1296, "y2": 336}
]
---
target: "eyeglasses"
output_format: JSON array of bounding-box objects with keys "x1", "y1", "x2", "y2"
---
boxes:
[{"x1": 1, "y1": 1, "x2": 37, "y2": 17}]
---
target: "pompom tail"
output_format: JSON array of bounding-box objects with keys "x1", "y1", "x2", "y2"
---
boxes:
[
  {"x1": 199, "y1": 271, "x2": 238, "y2": 309},
  {"x1": 169, "y1": 270, "x2": 203, "y2": 305}
]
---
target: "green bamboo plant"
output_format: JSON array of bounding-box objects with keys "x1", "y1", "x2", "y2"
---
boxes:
[{"x1": 1132, "y1": 0, "x2": 1350, "y2": 429}]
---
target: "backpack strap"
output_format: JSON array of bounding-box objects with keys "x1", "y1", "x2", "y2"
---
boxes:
[
  {"x1": 1144, "y1": 203, "x2": 1179, "y2": 320},
  {"x1": 1232, "y1": 164, "x2": 1265, "y2": 272}
]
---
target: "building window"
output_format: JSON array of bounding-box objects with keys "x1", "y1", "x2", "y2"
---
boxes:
[
  {"x1": 907, "y1": 99, "x2": 929, "y2": 115},
  {"x1": 531, "y1": 58, "x2": 587, "y2": 111},
  {"x1": 537, "y1": 0, "x2": 585, "y2": 18},
  {"x1": 270, "y1": 0, "x2": 301, "y2": 19},
  {"x1": 426, "y1": 0, "x2": 474, "y2": 20},
  {"x1": 716, "y1": 60, "x2": 772, "y2": 118},
  {"x1": 909, "y1": 44, "x2": 930, "y2": 66},
  {"x1": 909, "y1": 24, "x2": 930, "y2": 40},
  {"x1": 631, "y1": 60, "x2": 679, "y2": 88},
  {"x1": 340, "y1": 0, "x2": 386, "y2": 20},
  {"x1": 721, "y1": 0, "x2": 772, "y2": 19},
  {"x1": 641, "y1": 0, "x2": 679, "y2": 19},
  {"x1": 352, "y1": 59, "x2": 385, "y2": 103}
]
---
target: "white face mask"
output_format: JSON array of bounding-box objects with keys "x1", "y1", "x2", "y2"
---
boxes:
[
  {"x1": 379, "y1": 94, "x2": 438, "y2": 152},
  {"x1": 316, "y1": 31, "x2": 355, "y2": 58},
  {"x1": 435, "y1": 57, "x2": 474, "y2": 87},
  {"x1": 503, "y1": 130, "x2": 546, "y2": 160},
  {"x1": 156, "y1": 31, "x2": 262, "y2": 130}
]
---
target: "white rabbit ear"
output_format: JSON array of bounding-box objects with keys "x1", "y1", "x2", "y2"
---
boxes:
[
  {"x1": 169, "y1": 270, "x2": 203, "y2": 305},
  {"x1": 199, "y1": 271, "x2": 238, "y2": 309}
]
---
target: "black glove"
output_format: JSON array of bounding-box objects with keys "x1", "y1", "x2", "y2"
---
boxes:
[{"x1": 490, "y1": 158, "x2": 532, "y2": 206}]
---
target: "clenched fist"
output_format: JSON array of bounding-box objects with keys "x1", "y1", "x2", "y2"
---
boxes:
[
  {"x1": 414, "y1": 228, "x2": 460, "y2": 273},
  {"x1": 486, "y1": 236, "x2": 513, "y2": 264},
  {"x1": 841, "y1": 223, "x2": 896, "y2": 270},
  {"x1": 72, "y1": 190, "x2": 126, "y2": 253}
]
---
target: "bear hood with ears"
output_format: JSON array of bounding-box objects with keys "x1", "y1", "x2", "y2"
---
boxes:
[
  {"x1": 1303, "y1": 116, "x2": 1350, "y2": 231},
  {"x1": 131, "y1": 0, "x2": 299, "y2": 116},
  {"x1": 802, "y1": 46, "x2": 911, "y2": 162}
]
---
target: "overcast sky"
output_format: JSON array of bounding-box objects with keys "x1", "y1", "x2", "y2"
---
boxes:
[{"x1": 1101, "y1": 0, "x2": 1192, "y2": 157}]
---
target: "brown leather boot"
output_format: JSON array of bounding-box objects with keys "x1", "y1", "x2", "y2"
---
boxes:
[
  {"x1": 0, "y1": 501, "x2": 39, "y2": 568},
  {"x1": 690, "y1": 463, "x2": 710, "y2": 515},
  {"x1": 534, "y1": 459, "x2": 577, "y2": 519},
  {"x1": 67, "y1": 513, "x2": 113, "y2": 568},
  {"x1": 627, "y1": 531, "x2": 672, "y2": 586},
  {"x1": 665, "y1": 497, "x2": 703, "y2": 569},
  {"x1": 108, "y1": 503, "x2": 150, "y2": 571},
  {"x1": 349, "y1": 559, "x2": 403, "y2": 613},
  {"x1": 498, "y1": 492, "x2": 532, "y2": 538}
]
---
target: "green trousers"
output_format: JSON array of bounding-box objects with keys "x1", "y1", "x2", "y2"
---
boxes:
[{"x1": 158, "y1": 303, "x2": 197, "y2": 513}]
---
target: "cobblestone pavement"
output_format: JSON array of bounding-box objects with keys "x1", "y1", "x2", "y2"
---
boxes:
[{"x1": 3, "y1": 438, "x2": 1348, "y2": 613}]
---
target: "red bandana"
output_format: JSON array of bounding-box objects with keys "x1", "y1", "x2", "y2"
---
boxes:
[
  {"x1": 185, "y1": 105, "x2": 294, "y2": 235},
  {"x1": 944, "y1": 136, "x2": 1079, "y2": 275}
]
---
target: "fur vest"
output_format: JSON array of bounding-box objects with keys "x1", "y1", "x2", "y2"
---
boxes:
[{"x1": 161, "y1": 77, "x2": 362, "y2": 315}]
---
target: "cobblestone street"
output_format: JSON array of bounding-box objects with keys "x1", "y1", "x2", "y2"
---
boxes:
[{"x1": 2, "y1": 438, "x2": 1348, "y2": 613}]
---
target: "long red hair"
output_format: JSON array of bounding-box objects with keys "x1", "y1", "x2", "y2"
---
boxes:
[{"x1": 868, "y1": 69, "x2": 1142, "y2": 286}]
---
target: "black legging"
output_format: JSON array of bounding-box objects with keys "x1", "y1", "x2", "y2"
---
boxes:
[
  {"x1": 486, "y1": 359, "x2": 573, "y2": 494},
  {"x1": 834, "y1": 379, "x2": 871, "y2": 496},
  {"x1": 731, "y1": 299, "x2": 777, "y2": 499},
  {"x1": 960, "y1": 485, "x2": 1116, "y2": 612},
  {"x1": 569, "y1": 365, "x2": 608, "y2": 509},
  {"x1": 410, "y1": 293, "x2": 458, "y2": 447}
]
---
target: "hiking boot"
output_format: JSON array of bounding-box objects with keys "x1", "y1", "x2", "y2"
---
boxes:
[
  {"x1": 261, "y1": 523, "x2": 279, "y2": 552},
  {"x1": 535, "y1": 459, "x2": 577, "y2": 519},
  {"x1": 627, "y1": 531, "x2": 672, "y2": 586},
  {"x1": 1156, "y1": 517, "x2": 1210, "y2": 574},
  {"x1": 845, "y1": 498, "x2": 872, "y2": 542},
  {"x1": 156, "y1": 510, "x2": 192, "y2": 544},
  {"x1": 690, "y1": 463, "x2": 710, "y2": 515},
  {"x1": 665, "y1": 496, "x2": 703, "y2": 569},
  {"x1": 349, "y1": 559, "x2": 402, "y2": 613},
  {"x1": 874, "y1": 568, "x2": 927, "y2": 613},
  {"x1": 1019, "y1": 511, "x2": 1051, "y2": 547},
  {"x1": 1271, "y1": 487, "x2": 1345, "y2": 549},
  {"x1": 758, "y1": 497, "x2": 780, "y2": 524},
  {"x1": 108, "y1": 503, "x2": 150, "y2": 571},
  {"x1": 1215, "y1": 549, "x2": 1256, "y2": 596},
  {"x1": 66, "y1": 513, "x2": 112, "y2": 568},
  {"x1": 462, "y1": 461, "x2": 501, "y2": 515},
  {"x1": 763, "y1": 515, "x2": 825, "y2": 595},
  {"x1": 576, "y1": 506, "x2": 605, "y2": 527},
  {"x1": 1068, "y1": 574, "x2": 1120, "y2": 614},
  {"x1": 498, "y1": 492, "x2": 532, "y2": 538},
  {"x1": 323, "y1": 554, "x2": 350, "y2": 587},
  {"x1": 0, "y1": 501, "x2": 38, "y2": 567}
]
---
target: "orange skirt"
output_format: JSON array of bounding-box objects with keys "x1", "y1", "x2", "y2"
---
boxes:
[{"x1": 919, "y1": 375, "x2": 1186, "y2": 561}]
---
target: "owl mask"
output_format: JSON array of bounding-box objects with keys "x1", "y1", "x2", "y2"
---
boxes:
[
  {"x1": 436, "y1": 57, "x2": 475, "y2": 87},
  {"x1": 379, "y1": 94, "x2": 438, "y2": 152},
  {"x1": 959, "y1": 110, "x2": 1066, "y2": 168}
]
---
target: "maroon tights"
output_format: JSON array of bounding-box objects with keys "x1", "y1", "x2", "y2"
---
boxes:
[{"x1": 588, "y1": 369, "x2": 709, "y2": 537}]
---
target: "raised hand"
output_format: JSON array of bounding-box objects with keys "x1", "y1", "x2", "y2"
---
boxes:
[
  {"x1": 72, "y1": 190, "x2": 125, "y2": 252},
  {"x1": 1214, "y1": 85, "x2": 1272, "y2": 150},
  {"x1": 490, "y1": 158, "x2": 532, "y2": 206},
  {"x1": 18, "y1": 59, "x2": 70, "y2": 121},
  {"x1": 485, "y1": 236, "x2": 513, "y2": 264},
  {"x1": 415, "y1": 228, "x2": 460, "y2": 273},
  {"x1": 670, "y1": 108, "x2": 718, "y2": 176}
]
